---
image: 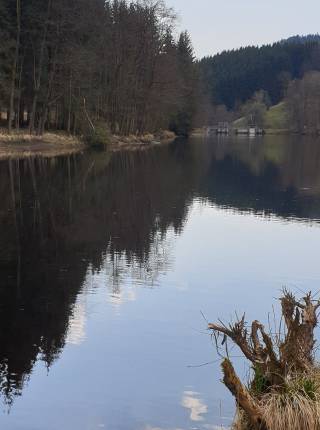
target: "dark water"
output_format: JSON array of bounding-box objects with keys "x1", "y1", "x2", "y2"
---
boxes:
[{"x1": 1, "y1": 135, "x2": 320, "y2": 430}]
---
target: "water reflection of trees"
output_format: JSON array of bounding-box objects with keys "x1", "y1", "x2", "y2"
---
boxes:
[
  {"x1": 198, "y1": 136, "x2": 320, "y2": 221},
  {"x1": 0, "y1": 144, "x2": 198, "y2": 404},
  {"x1": 1, "y1": 136, "x2": 320, "y2": 404},
  {"x1": 105, "y1": 228, "x2": 175, "y2": 296}
]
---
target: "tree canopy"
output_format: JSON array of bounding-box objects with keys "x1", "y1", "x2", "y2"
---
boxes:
[
  {"x1": 199, "y1": 36, "x2": 320, "y2": 109},
  {"x1": 0, "y1": 0, "x2": 196, "y2": 136}
]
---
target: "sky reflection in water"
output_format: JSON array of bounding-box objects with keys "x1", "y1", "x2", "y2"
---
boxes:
[{"x1": 0, "y1": 136, "x2": 320, "y2": 429}]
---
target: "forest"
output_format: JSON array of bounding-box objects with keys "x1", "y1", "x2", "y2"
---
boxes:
[
  {"x1": 0, "y1": 0, "x2": 196, "y2": 138},
  {"x1": 198, "y1": 35, "x2": 320, "y2": 133},
  {"x1": 2, "y1": 0, "x2": 320, "y2": 141},
  {"x1": 199, "y1": 35, "x2": 320, "y2": 109}
]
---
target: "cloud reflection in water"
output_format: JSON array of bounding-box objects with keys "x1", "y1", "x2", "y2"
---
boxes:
[{"x1": 181, "y1": 390, "x2": 208, "y2": 422}]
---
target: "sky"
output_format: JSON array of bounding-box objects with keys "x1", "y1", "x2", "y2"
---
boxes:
[{"x1": 167, "y1": 0, "x2": 320, "y2": 58}]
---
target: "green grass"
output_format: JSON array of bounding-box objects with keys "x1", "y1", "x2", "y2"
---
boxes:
[
  {"x1": 233, "y1": 116, "x2": 247, "y2": 128},
  {"x1": 264, "y1": 102, "x2": 290, "y2": 130},
  {"x1": 233, "y1": 102, "x2": 290, "y2": 131}
]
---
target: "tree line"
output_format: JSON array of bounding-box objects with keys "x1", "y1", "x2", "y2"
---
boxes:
[
  {"x1": 286, "y1": 71, "x2": 320, "y2": 133},
  {"x1": 196, "y1": 35, "x2": 320, "y2": 133},
  {"x1": 199, "y1": 36, "x2": 320, "y2": 110},
  {"x1": 0, "y1": 0, "x2": 196, "y2": 137}
]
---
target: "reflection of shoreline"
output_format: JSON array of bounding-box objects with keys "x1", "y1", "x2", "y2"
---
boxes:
[
  {"x1": 198, "y1": 136, "x2": 320, "y2": 223},
  {"x1": 201, "y1": 198, "x2": 320, "y2": 228},
  {"x1": 79, "y1": 227, "x2": 176, "y2": 310},
  {"x1": 202, "y1": 135, "x2": 320, "y2": 198},
  {"x1": 0, "y1": 145, "x2": 193, "y2": 404},
  {"x1": 2, "y1": 136, "x2": 320, "y2": 409},
  {"x1": 66, "y1": 225, "x2": 176, "y2": 341}
]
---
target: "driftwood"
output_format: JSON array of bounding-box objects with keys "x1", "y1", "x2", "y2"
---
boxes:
[
  {"x1": 279, "y1": 291, "x2": 320, "y2": 372},
  {"x1": 208, "y1": 290, "x2": 320, "y2": 430},
  {"x1": 222, "y1": 359, "x2": 267, "y2": 430}
]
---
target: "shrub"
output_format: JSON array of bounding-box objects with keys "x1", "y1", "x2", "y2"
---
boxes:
[{"x1": 81, "y1": 121, "x2": 110, "y2": 148}]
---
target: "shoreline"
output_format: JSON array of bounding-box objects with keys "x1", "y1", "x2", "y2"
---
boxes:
[
  {"x1": 108, "y1": 131, "x2": 176, "y2": 152},
  {"x1": 0, "y1": 132, "x2": 84, "y2": 159},
  {"x1": 192, "y1": 128, "x2": 320, "y2": 137},
  {"x1": 0, "y1": 130, "x2": 177, "y2": 159}
]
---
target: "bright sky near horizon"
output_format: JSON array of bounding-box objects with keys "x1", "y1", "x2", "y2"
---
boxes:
[{"x1": 167, "y1": 0, "x2": 320, "y2": 58}]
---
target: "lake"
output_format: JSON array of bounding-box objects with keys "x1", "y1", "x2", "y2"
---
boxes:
[{"x1": 1, "y1": 135, "x2": 320, "y2": 430}]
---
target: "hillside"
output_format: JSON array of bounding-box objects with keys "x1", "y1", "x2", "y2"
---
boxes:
[
  {"x1": 281, "y1": 34, "x2": 320, "y2": 45},
  {"x1": 233, "y1": 102, "x2": 290, "y2": 131},
  {"x1": 199, "y1": 35, "x2": 320, "y2": 109},
  {"x1": 264, "y1": 102, "x2": 290, "y2": 130}
]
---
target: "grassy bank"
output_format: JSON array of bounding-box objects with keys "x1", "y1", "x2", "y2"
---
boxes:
[
  {"x1": 0, "y1": 129, "x2": 176, "y2": 159},
  {"x1": 109, "y1": 130, "x2": 176, "y2": 152},
  {"x1": 0, "y1": 131, "x2": 84, "y2": 159},
  {"x1": 231, "y1": 102, "x2": 291, "y2": 135},
  {"x1": 264, "y1": 102, "x2": 289, "y2": 128},
  {"x1": 192, "y1": 103, "x2": 294, "y2": 136}
]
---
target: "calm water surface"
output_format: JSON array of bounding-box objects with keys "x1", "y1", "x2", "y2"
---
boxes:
[{"x1": 1, "y1": 135, "x2": 320, "y2": 429}]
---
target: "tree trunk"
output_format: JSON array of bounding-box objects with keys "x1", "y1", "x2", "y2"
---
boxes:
[
  {"x1": 67, "y1": 72, "x2": 72, "y2": 134},
  {"x1": 29, "y1": 0, "x2": 52, "y2": 134},
  {"x1": 222, "y1": 359, "x2": 267, "y2": 430},
  {"x1": 8, "y1": 0, "x2": 21, "y2": 134},
  {"x1": 15, "y1": 53, "x2": 24, "y2": 131}
]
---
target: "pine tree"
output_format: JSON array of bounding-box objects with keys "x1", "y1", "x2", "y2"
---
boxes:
[{"x1": 169, "y1": 31, "x2": 196, "y2": 136}]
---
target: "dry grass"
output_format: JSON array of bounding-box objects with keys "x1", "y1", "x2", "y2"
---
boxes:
[
  {"x1": 0, "y1": 130, "x2": 80, "y2": 144},
  {"x1": 0, "y1": 128, "x2": 176, "y2": 158},
  {"x1": 209, "y1": 291, "x2": 320, "y2": 430},
  {"x1": 258, "y1": 369, "x2": 320, "y2": 430},
  {"x1": 159, "y1": 130, "x2": 176, "y2": 140},
  {"x1": 109, "y1": 130, "x2": 176, "y2": 152},
  {"x1": 262, "y1": 394, "x2": 320, "y2": 430},
  {"x1": 233, "y1": 369, "x2": 320, "y2": 430},
  {"x1": 0, "y1": 130, "x2": 83, "y2": 159}
]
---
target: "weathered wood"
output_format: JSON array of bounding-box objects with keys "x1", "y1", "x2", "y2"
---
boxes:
[
  {"x1": 221, "y1": 359, "x2": 267, "y2": 430},
  {"x1": 209, "y1": 291, "x2": 320, "y2": 429}
]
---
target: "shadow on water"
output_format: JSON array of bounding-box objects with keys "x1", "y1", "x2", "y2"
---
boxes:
[{"x1": 0, "y1": 135, "x2": 320, "y2": 405}]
